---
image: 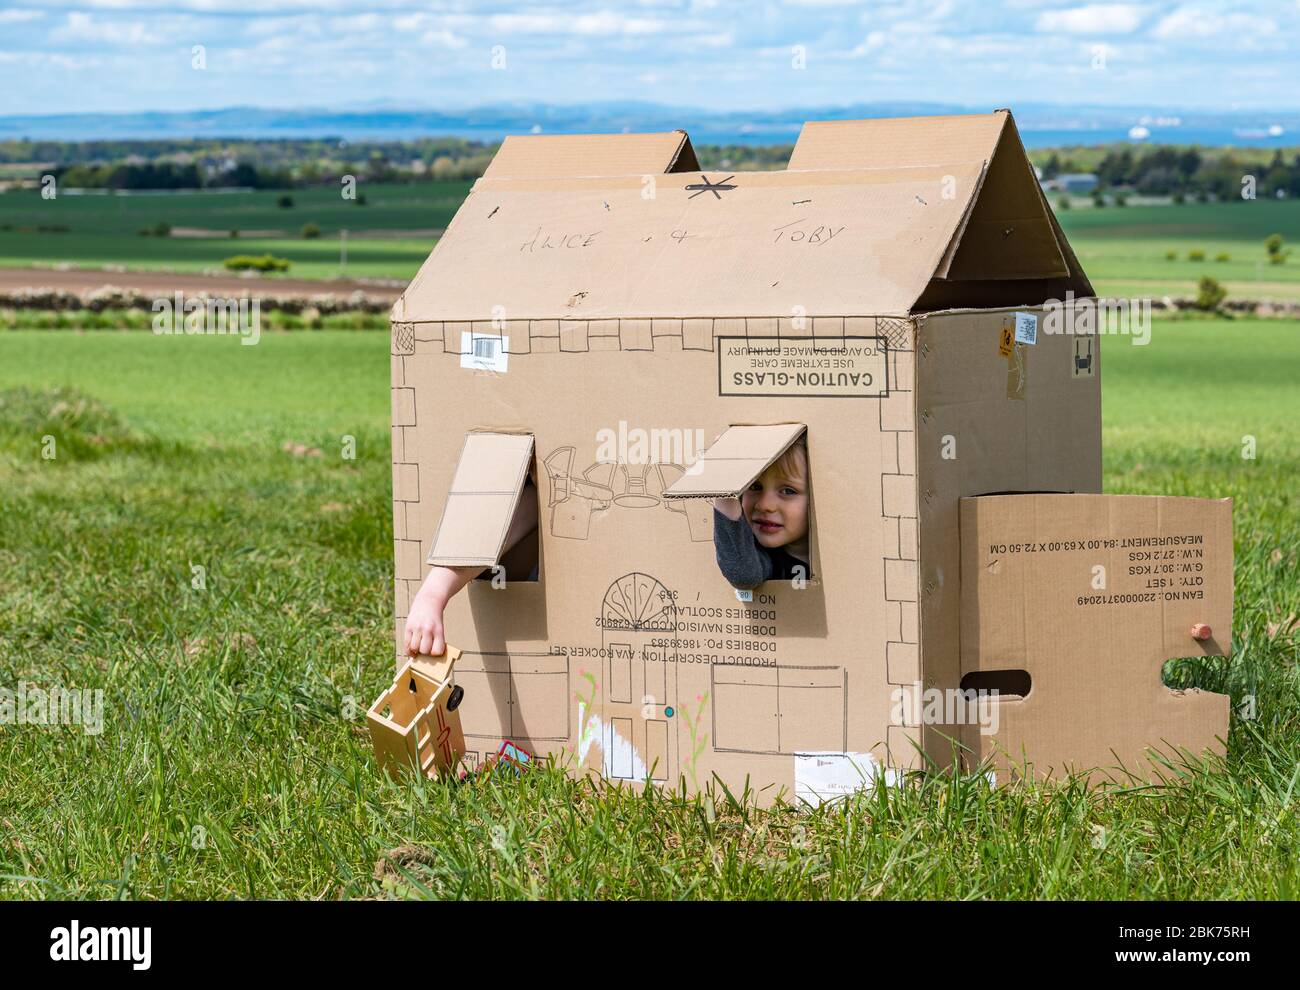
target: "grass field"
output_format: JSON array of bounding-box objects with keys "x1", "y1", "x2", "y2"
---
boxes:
[
  {"x1": 1, "y1": 317, "x2": 1297, "y2": 899},
  {"x1": 1058, "y1": 199, "x2": 1300, "y2": 302},
  {"x1": 0, "y1": 182, "x2": 471, "y2": 280},
  {"x1": 2, "y1": 181, "x2": 1298, "y2": 298}
]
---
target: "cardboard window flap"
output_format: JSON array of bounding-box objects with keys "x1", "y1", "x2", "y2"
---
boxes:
[
  {"x1": 428, "y1": 432, "x2": 535, "y2": 567},
  {"x1": 662, "y1": 423, "x2": 806, "y2": 499}
]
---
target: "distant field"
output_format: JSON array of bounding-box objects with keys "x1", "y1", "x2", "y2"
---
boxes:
[
  {"x1": 1, "y1": 180, "x2": 1298, "y2": 298},
  {"x1": 1057, "y1": 199, "x2": 1300, "y2": 302},
  {"x1": 0, "y1": 182, "x2": 469, "y2": 280}
]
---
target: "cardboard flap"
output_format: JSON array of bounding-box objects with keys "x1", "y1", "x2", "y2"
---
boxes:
[
  {"x1": 789, "y1": 110, "x2": 1072, "y2": 286},
  {"x1": 959, "y1": 494, "x2": 1233, "y2": 779},
  {"x1": 789, "y1": 111, "x2": 1009, "y2": 171},
  {"x1": 428, "y1": 432, "x2": 535, "y2": 567},
  {"x1": 662, "y1": 424, "x2": 806, "y2": 499},
  {"x1": 935, "y1": 115, "x2": 1068, "y2": 282},
  {"x1": 483, "y1": 130, "x2": 698, "y2": 179}
]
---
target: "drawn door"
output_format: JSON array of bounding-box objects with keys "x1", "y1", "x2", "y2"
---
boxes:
[{"x1": 600, "y1": 572, "x2": 679, "y2": 783}]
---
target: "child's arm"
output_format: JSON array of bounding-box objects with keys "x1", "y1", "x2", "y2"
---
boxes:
[
  {"x1": 404, "y1": 479, "x2": 539, "y2": 657},
  {"x1": 712, "y1": 500, "x2": 773, "y2": 591},
  {"x1": 404, "y1": 566, "x2": 478, "y2": 657}
]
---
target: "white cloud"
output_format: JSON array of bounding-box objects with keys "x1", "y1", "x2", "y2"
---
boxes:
[
  {"x1": 0, "y1": 10, "x2": 43, "y2": 24},
  {"x1": 52, "y1": 11, "x2": 164, "y2": 45},
  {"x1": 420, "y1": 29, "x2": 468, "y2": 49},
  {"x1": 850, "y1": 31, "x2": 887, "y2": 56},
  {"x1": 1152, "y1": 6, "x2": 1277, "y2": 41},
  {"x1": 485, "y1": 12, "x2": 677, "y2": 35},
  {"x1": 1036, "y1": 4, "x2": 1144, "y2": 34}
]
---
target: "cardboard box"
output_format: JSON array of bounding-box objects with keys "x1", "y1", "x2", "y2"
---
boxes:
[
  {"x1": 387, "y1": 111, "x2": 1231, "y2": 804},
  {"x1": 958, "y1": 494, "x2": 1232, "y2": 783}
]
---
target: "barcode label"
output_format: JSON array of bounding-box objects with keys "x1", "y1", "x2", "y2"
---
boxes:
[
  {"x1": 460, "y1": 332, "x2": 509, "y2": 373},
  {"x1": 1014, "y1": 311, "x2": 1038, "y2": 346}
]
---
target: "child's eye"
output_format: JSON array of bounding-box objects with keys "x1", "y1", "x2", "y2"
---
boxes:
[{"x1": 781, "y1": 486, "x2": 800, "y2": 496}]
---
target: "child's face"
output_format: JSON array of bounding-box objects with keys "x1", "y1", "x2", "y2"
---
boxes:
[{"x1": 741, "y1": 452, "x2": 809, "y2": 550}]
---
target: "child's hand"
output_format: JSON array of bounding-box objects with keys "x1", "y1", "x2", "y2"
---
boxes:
[
  {"x1": 404, "y1": 589, "x2": 447, "y2": 657},
  {"x1": 713, "y1": 496, "x2": 743, "y2": 521}
]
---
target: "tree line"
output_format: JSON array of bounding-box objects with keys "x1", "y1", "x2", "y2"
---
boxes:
[{"x1": 1039, "y1": 147, "x2": 1300, "y2": 198}]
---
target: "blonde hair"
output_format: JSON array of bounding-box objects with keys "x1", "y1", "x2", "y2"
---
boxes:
[{"x1": 771, "y1": 440, "x2": 808, "y2": 486}]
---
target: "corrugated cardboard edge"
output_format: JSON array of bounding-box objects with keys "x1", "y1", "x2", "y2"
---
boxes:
[{"x1": 662, "y1": 423, "x2": 808, "y2": 500}]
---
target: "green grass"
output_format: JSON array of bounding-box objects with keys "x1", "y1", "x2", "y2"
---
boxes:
[
  {"x1": 1, "y1": 317, "x2": 1297, "y2": 899},
  {"x1": 3, "y1": 180, "x2": 1298, "y2": 299},
  {"x1": 1058, "y1": 200, "x2": 1300, "y2": 302}
]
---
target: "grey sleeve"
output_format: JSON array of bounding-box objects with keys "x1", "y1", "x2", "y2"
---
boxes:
[{"x1": 712, "y1": 508, "x2": 773, "y2": 590}]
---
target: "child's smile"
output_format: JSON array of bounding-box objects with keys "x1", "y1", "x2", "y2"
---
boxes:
[{"x1": 741, "y1": 453, "x2": 809, "y2": 553}]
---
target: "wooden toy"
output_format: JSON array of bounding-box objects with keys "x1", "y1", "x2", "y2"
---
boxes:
[{"x1": 366, "y1": 646, "x2": 467, "y2": 780}]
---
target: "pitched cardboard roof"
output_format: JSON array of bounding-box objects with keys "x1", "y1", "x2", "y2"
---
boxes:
[
  {"x1": 395, "y1": 111, "x2": 1092, "y2": 324},
  {"x1": 791, "y1": 110, "x2": 1092, "y2": 297},
  {"x1": 788, "y1": 112, "x2": 1010, "y2": 171},
  {"x1": 483, "y1": 130, "x2": 699, "y2": 179}
]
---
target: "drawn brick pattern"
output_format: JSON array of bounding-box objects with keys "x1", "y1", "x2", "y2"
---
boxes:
[
  {"x1": 401, "y1": 315, "x2": 909, "y2": 356},
  {"x1": 387, "y1": 315, "x2": 921, "y2": 709},
  {"x1": 874, "y1": 319, "x2": 921, "y2": 768},
  {"x1": 392, "y1": 321, "x2": 415, "y2": 355},
  {"x1": 390, "y1": 321, "x2": 424, "y2": 636}
]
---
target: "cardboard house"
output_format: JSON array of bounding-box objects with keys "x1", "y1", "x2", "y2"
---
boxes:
[{"x1": 387, "y1": 110, "x2": 1233, "y2": 803}]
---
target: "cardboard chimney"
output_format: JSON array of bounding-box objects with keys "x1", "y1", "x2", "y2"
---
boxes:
[{"x1": 388, "y1": 111, "x2": 1232, "y2": 804}]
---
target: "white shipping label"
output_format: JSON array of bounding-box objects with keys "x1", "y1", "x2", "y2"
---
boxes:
[
  {"x1": 461, "y1": 331, "x2": 509, "y2": 373},
  {"x1": 1014, "y1": 311, "x2": 1038, "y2": 346},
  {"x1": 794, "y1": 751, "x2": 889, "y2": 807}
]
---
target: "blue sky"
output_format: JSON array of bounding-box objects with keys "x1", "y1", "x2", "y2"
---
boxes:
[{"x1": 1, "y1": 0, "x2": 1297, "y2": 116}]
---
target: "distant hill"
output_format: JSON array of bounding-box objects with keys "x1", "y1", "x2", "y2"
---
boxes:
[{"x1": 1, "y1": 101, "x2": 1297, "y2": 148}]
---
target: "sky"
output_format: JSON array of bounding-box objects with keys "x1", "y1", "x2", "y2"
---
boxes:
[{"x1": 0, "y1": 0, "x2": 1297, "y2": 117}]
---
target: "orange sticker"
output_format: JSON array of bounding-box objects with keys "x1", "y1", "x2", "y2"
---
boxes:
[{"x1": 998, "y1": 324, "x2": 1014, "y2": 358}]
